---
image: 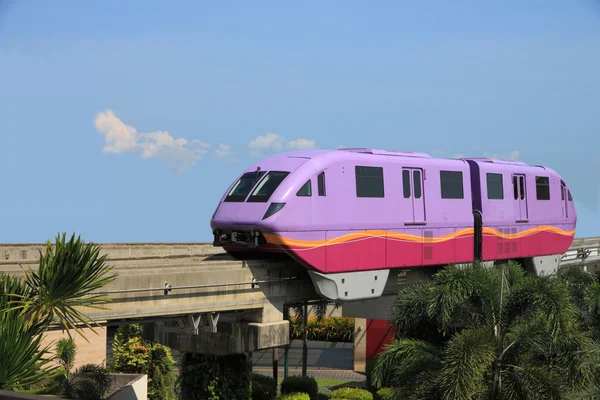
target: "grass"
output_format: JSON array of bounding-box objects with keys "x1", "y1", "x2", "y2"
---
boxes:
[{"x1": 275, "y1": 377, "x2": 363, "y2": 389}]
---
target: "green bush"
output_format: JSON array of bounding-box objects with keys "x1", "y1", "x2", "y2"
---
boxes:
[
  {"x1": 330, "y1": 387, "x2": 373, "y2": 400},
  {"x1": 278, "y1": 393, "x2": 310, "y2": 400},
  {"x1": 289, "y1": 317, "x2": 354, "y2": 342},
  {"x1": 375, "y1": 388, "x2": 398, "y2": 400},
  {"x1": 317, "y1": 386, "x2": 332, "y2": 400},
  {"x1": 280, "y1": 376, "x2": 319, "y2": 400},
  {"x1": 109, "y1": 324, "x2": 176, "y2": 400},
  {"x1": 176, "y1": 352, "x2": 252, "y2": 400},
  {"x1": 252, "y1": 373, "x2": 276, "y2": 400}
]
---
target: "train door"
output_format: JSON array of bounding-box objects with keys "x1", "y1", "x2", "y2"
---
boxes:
[
  {"x1": 402, "y1": 167, "x2": 426, "y2": 224},
  {"x1": 561, "y1": 182, "x2": 569, "y2": 219},
  {"x1": 512, "y1": 173, "x2": 529, "y2": 222}
]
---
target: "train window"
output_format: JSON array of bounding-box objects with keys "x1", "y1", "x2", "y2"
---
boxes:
[
  {"x1": 440, "y1": 170, "x2": 463, "y2": 199},
  {"x1": 318, "y1": 172, "x2": 326, "y2": 196},
  {"x1": 486, "y1": 173, "x2": 503, "y2": 199},
  {"x1": 356, "y1": 166, "x2": 384, "y2": 198},
  {"x1": 224, "y1": 171, "x2": 266, "y2": 202},
  {"x1": 413, "y1": 170, "x2": 422, "y2": 199},
  {"x1": 535, "y1": 176, "x2": 550, "y2": 200},
  {"x1": 512, "y1": 176, "x2": 518, "y2": 200},
  {"x1": 402, "y1": 170, "x2": 411, "y2": 198},
  {"x1": 297, "y1": 180, "x2": 312, "y2": 197},
  {"x1": 568, "y1": 190, "x2": 573, "y2": 201},
  {"x1": 247, "y1": 171, "x2": 290, "y2": 202},
  {"x1": 519, "y1": 176, "x2": 525, "y2": 200}
]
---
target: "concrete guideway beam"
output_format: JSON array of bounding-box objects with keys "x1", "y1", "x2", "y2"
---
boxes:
[{"x1": 142, "y1": 314, "x2": 289, "y2": 355}]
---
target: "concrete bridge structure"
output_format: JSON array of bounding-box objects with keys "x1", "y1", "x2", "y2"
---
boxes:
[{"x1": 1, "y1": 237, "x2": 600, "y2": 370}]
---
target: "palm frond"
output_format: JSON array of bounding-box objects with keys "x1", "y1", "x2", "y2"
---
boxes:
[
  {"x1": 427, "y1": 264, "x2": 489, "y2": 334},
  {"x1": 0, "y1": 312, "x2": 60, "y2": 391},
  {"x1": 438, "y1": 327, "x2": 495, "y2": 400},
  {"x1": 370, "y1": 338, "x2": 442, "y2": 390},
  {"x1": 9, "y1": 233, "x2": 116, "y2": 340},
  {"x1": 503, "y1": 274, "x2": 578, "y2": 339},
  {"x1": 64, "y1": 363, "x2": 111, "y2": 400}
]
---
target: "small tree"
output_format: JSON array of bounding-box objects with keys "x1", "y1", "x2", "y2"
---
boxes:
[{"x1": 49, "y1": 338, "x2": 111, "y2": 400}]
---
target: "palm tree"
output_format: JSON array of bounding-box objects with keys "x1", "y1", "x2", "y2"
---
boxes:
[
  {"x1": 370, "y1": 261, "x2": 598, "y2": 400},
  {"x1": 49, "y1": 338, "x2": 112, "y2": 400},
  {"x1": 0, "y1": 233, "x2": 116, "y2": 392}
]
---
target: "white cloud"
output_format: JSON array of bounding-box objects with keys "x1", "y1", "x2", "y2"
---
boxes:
[
  {"x1": 483, "y1": 150, "x2": 520, "y2": 161},
  {"x1": 215, "y1": 143, "x2": 236, "y2": 163},
  {"x1": 248, "y1": 132, "x2": 284, "y2": 156},
  {"x1": 248, "y1": 132, "x2": 318, "y2": 156},
  {"x1": 94, "y1": 109, "x2": 210, "y2": 173},
  {"x1": 287, "y1": 138, "x2": 317, "y2": 150}
]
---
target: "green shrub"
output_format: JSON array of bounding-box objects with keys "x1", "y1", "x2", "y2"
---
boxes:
[
  {"x1": 331, "y1": 387, "x2": 373, "y2": 400},
  {"x1": 109, "y1": 324, "x2": 176, "y2": 400},
  {"x1": 252, "y1": 373, "x2": 276, "y2": 400},
  {"x1": 317, "y1": 386, "x2": 332, "y2": 399},
  {"x1": 375, "y1": 388, "x2": 398, "y2": 400},
  {"x1": 176, "y1": 352, "x2": 252, "y2": 400},
  {"x1": 277, "y1": 393, "x2": 310, "y2": 400},
  {"x1": 280, "y1": 376, "x2": 319, "y2": 400},
  {"x1": 289, "y1": 316, "x2": 354, "y2": 342}
]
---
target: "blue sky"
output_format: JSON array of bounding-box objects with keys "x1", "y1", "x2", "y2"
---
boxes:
[{"x1": 0, "y1": 0, "x2": 599, "y2": 243}]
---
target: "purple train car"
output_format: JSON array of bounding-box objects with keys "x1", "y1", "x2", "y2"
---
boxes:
[{"x1": 210, "y1": 148, "x2": 576, "y2": 301}]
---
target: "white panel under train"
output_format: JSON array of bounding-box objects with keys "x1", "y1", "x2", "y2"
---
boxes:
[
  {"x1": 307, "y1": 269, "x2": 390, "y2": 301},
  {"x1": 524, "y1": 254, "x2": 561, "y2": 275}
]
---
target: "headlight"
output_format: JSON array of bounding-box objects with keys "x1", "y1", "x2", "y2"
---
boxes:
[{"x1": 262, "y1": 202, "x2": 286, "y2": 220}]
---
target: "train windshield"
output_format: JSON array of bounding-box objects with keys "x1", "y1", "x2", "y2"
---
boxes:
[
  {"x1": 247, "y1": 171, "x2": 290, "y2": 203},
  {"x1": 224, "y1": 170, "x2": 266, "y2": 202}
]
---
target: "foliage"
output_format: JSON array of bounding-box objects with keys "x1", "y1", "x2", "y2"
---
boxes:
[
  {"x1": 109, "y1": 324, "x2": 176, "y2": 400},
  {"x1": 374, "y1": 388, "x2": 399, "y2": 400},
  {"x1": 289, "y1": 316, "x2": 354, "y2": 343},
  {"x1": 370, "y1": 261, "x2": 600, "y2": 400},
  {"x1": 317, "y1": 386, "x2": 332, "y2": 400},
  {"x1": 277, "y1": 393, "x2": 311, "y2": 400},
  {"x1": 176, "y1": 352, "x2": 252, "y2": 400},
  {"x1": 330, "y1": 387, "x2": 373, "y2": 400},
  {"x1": 252, "y1": 373, "x2": 277, "y2": 400},
  {"x1": 43, "y1": 337, "x2": 111, "y2": 400},
  {"x1": 0, "y1": 233, "x2": 115, "y2": 392},
  {"x1": 8, "y1": 233, "x2": 117, "y2": 338},
  {"x1": 280, "y1": 376, "x2": 319, "y2": 400}
]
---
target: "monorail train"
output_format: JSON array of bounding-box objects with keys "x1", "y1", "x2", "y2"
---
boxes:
[{"x1": 210, "y1": 148, "x2": 577, "y2": 301}]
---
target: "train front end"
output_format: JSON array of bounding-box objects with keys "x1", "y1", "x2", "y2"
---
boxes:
[{"x1": 209, "y1": 153, "x2": 312, "y2": 259}]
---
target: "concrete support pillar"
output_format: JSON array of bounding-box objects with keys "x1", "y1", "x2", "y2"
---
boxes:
[
  {"x1": 244, "y1": 301, "x2": 284, "y2": 323},
  {"x1": 353, "y1": 318, "x2": 367, "y2": 372}
]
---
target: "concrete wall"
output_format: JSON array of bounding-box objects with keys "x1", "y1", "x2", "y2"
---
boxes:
[
  {"x1": 107, "y1": 374, "x2": 148, "y2": 400},
  {"x1": 41, "y1": 324, "x2": 107, "y2": 369}
]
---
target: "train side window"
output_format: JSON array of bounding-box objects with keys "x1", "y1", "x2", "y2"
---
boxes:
[
  {"x1": 297, "y1": 180, "x2": 312, "y2": 197},
  {"x1": 512, "y1": 176, "x2": 518, "y2": 200},
  {"x1": 486, "y1": 173, "x2": 503, "y2": 200},
  {"x1": 519, "y1": 176, "x2": 525, "y2": 200},
  {"x1": 440, "y1": 170, "x2": 463, "y2": 199},
  {"x1": 568, "y1": 190, "x2": 573, "y2": 201},
  {"x1": 318, "y1": 172, "x2": 326, "y2": 196},
  {"x1": 535, "y1": 176, "x2": 550, "y2": 200},
  {"x1": 402, "y1": 170, "x2": 411, "y2": 198},
  {"x1": 356, "y1": 166, "x2": 384, "y2": 198},
  {"x1": 413, "y1": 170, "x2": 422, "y2": 199}
]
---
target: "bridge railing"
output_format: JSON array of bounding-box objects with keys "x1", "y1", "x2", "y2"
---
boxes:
[{"x1": 562, "y1": 236, "x2": 600, "y2": 265}]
